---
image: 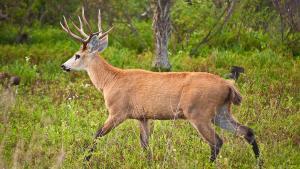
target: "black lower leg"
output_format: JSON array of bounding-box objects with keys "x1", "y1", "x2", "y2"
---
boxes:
[
  {"x1": 210, "y1": 137, "x2": 223, "y2": 162},
  {"x1": 84, "y1": 128, "x2": 103, "y2": 161},
  {"x1": 84, "y1": 142, "x2": 97, "y2": 161},
  {"x1": 244, "y1": 128, "x2": 260, "y2": 158}
]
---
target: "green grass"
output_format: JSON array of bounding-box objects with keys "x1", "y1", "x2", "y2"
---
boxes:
[{"x1": 0, "y1": 27, "x2": 299, "y2": 169}]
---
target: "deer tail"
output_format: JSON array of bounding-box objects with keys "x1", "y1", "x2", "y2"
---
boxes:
[{"x1": 226, "y1": 80, "x2": 242, "y2": 105}]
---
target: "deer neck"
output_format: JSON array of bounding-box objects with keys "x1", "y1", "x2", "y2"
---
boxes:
[{"x1": 86, "y1": 55, "x2": 119, "y2": 91}]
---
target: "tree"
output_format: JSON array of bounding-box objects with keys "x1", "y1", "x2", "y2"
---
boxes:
[{"x1": 151, "y1": 0, "x2": 172, "y2": 71}]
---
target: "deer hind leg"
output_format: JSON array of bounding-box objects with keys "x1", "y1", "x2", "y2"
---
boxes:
[
  {"x1": 189, "y1": 118, "x2": 223, "y2": 162},
  {"x1": 139, "y1": 119, "x2": 150, "y2": 150},
  {"x1": 85, "y1": 114, "x2": 126, "y2": 161},
  {"x1": 213, "y1": 105, "x2": 260, "y2": 158}
]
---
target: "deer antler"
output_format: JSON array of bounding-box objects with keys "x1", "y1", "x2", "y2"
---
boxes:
[
  {"x1": 70, "y1": 16, "x2": 89, "y2": 39},
  {"x1": 97, "y1": 9, "x2": 102, "y2": 34},
  {"x1": 60, "y1": 7, "x2": 113, "y2": 45},
  {"x1": 96, "y1": 9, "x2": 114, "y2": 39},
  {"x1": 81, "y1": 7, "x2": 92, "y2": 34},
  {"x1": 60, "y1": 16, "x2": 85, "y2": 43}
]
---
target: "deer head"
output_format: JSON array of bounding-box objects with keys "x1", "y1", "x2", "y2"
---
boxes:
[{"x1": 60, "y1": 7, "x2": 113, "y2": 71}]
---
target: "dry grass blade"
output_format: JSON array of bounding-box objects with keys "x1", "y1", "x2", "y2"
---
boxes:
[
  {"x1": 0, "y1": 134, "x2": 7, "y2": 169},
  {"x1": 12, "y1": 140, "x2": 24, "y2": 169},
  {"x1": 51, "y1": 145, "x2": 66, "y2": 169},
  {"x1": 0, "y1": 87, "x2": 16, "y2": 125}
]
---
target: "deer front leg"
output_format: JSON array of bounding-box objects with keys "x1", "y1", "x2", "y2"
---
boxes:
[
  {"x1": 85, "y1": 114, "x2": 126, "y2": 161},
  {"x1": 139, "y1": 119, "x2": 150, "y2": 150}
]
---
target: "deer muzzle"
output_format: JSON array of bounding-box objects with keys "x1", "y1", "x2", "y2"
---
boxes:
[{"x1": 61, "y1": 64, "x2": 71, "y2": 72}]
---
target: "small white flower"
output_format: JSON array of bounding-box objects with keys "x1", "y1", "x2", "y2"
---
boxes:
[{"x1": 25, "y1": 56, "x2": 30, "y2": 62}]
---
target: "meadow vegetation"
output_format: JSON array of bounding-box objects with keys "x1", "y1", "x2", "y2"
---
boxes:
[{"x1": 0, "y1": 0, "x2": 300, "y2": 168}]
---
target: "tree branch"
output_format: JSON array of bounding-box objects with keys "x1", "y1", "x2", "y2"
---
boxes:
[{"x1": 190, "y1": 0, "x2": 237, "y2": 55}]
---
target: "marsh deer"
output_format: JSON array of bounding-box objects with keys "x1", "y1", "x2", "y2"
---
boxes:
[{"x1": 60, "y1": 8, "x2": 260, "y2": 162}]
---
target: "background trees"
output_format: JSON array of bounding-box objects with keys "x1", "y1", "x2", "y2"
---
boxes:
[{"x1": 0, "y1": 0, "x2": 300, "y2": 59}]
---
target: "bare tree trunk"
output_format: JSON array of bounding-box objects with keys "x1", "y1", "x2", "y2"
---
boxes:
[
  {"x1": 272, "y1": 0, "x2": 300, "y2": 32},
  {"x1": 151, "y1": 0, "x2": 172, "y2": 71},
  {"x1": 0, "y1": 9, "x2": 8, "y2": 21},
  {"x1": 185, "y1": 0, "x2": 193, "y2": 5},
  {"x1": 212, "y1": 0, "x2": 224, "y2": 8}
]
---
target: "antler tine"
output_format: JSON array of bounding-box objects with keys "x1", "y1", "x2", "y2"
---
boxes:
[
  {"x1": 98, "y1": 9, "x2": 102, "y2": 33},
  {"x1": 70, "y1": 16, "x2": 89, "y2": 39},
  {"x1": 60, "y1": 16, "x2": 85, "y2": 43},
  {"x1": 60, "y1": 21, "x2": 68, "y2": 33},
  {"x1": 81, "y1": 7, "x2": 92, "y2": 34},
  {"x1": 98, "y1": 26, "x2": 114, "y2": 39}
]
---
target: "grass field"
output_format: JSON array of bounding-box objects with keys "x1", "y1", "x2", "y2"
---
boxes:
[{"x1": 0, "y1": 27, "x2": 299, "y2": 169}]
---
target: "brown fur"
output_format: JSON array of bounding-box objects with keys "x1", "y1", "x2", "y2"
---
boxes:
[{"x1": 86, "y1": 54, "x2": 237, "y2": 121}]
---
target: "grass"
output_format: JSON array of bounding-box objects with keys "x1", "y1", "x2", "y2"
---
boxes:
[{"x1": 0, "y1": 27, "x2": 299, "y2": 169}]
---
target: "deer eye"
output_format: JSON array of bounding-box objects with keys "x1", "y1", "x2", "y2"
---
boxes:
[{"x1": 75, "y1": 54, "x2": 80, "y2": 60}]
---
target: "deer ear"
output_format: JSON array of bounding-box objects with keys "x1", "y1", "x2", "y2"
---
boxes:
[
  {"x1": 86, "y1": 35, "x2": 108, "y2": 53},
  {"x1": 97, "y1": 35, "x2": 108, "y2": 52}
]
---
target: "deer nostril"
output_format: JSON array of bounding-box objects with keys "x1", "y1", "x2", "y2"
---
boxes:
[{"x1": 61, "y1": 64, "x2": 71, "y2": 72}]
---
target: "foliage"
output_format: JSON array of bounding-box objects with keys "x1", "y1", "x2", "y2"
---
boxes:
[
  {"x1": 1, "y1": 0, "x2": 300, "y2": 54},
  {"x1": 0, "y1": 0, "x2": 300, "y2": 168}
]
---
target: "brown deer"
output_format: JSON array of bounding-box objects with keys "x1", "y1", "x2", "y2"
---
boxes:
[{"x1": 60, "y1": 8, "x2": 260, "y2": 162}]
